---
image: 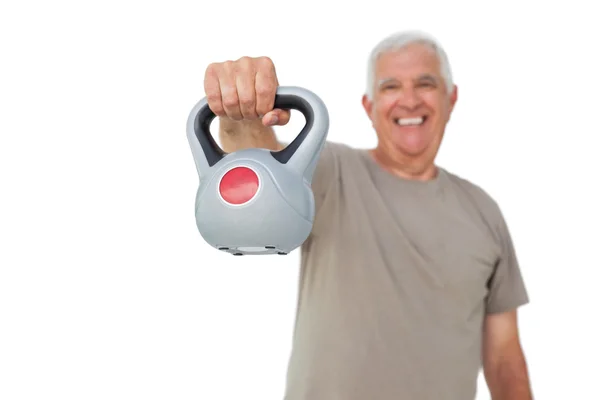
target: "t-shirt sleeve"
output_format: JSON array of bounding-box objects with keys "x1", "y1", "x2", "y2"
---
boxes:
[
  {"x1": 303, "y1": 140, "x2": 342, "y2": 242},
  {"x1": 311, "y1": 141, "x2": 339, "y2": 209},
  {"x1": 485, "y1": 206, "x2": 530, "y2": 314},
  {"x1": 278, "y1": 139, "x2": 340, "y2": 245}
]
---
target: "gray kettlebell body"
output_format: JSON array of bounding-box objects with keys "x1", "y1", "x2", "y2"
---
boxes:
[{"x1": 186, "y1": 86, "x2": 329, "y2": 255}]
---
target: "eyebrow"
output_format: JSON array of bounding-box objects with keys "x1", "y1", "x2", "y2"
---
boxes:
[
  {"x1": 377, "y1": 78, "x2": 397, "y2": 87},
  {"x1": 417, "y1": 74, "x2": 439, "y2": 84},
  {"x1": 377, "y1": 74, "x2": 440, "y2": 87}
]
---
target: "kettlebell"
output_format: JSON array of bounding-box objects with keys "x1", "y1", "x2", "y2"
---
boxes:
[{"x1": 186, "y1": 86, "x2": 329, "y2": 256}]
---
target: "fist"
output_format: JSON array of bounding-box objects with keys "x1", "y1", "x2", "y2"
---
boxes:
[{"x1": 203, "y1": 56, "x2": 291, "y2": 126}]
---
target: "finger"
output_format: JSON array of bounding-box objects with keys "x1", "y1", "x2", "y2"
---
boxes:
[
  {"x1": 255, "y1": 58, "x2": 277, "y2": 117},
  {"x1": 262, "y1": 110, "x2": 278, "y2": 126},
  {"x1": 219, "y1": 61, "x2": 243, "y2": 120},
  {"x1": 236, "y1": 59, "x2": 258, "y2": 119},
  {"x1": 262, "y1": 109, "x2": 291, "y2": 126},
  {"x1": 204, "y1": 64, "x2": 224, "y2": 116},
  {"x1": 274, "y1": 108, "x2": 291, "y2": 125}
]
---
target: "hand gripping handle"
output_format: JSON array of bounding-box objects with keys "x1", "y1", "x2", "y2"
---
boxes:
[{"x1": 186, "y1": 86, "x2": 329, "y2": 181}]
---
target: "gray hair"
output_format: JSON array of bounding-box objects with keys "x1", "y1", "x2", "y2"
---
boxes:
[{"x1": 365, "y1": 30, "x2": 454, "y2": 99}]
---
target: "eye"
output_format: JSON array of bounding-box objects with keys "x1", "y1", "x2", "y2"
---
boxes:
[{"x1": 417, "y1": 81, "x2": 436, "y2": 89}]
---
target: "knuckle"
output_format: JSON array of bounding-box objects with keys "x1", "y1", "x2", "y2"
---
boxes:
[
  {"x1": 237, "y1": 56, "x2": 252, "y2": 65},
  {"x1": 238, "y1": 94, "x2": 254, "y2": 106},
  {"x1": 209, "y1": 103, "x2": 224, "y2": 115},
  {"x1": 234, "y1": 57, "x2": 253, "y2": 75},
  {"x1": 222, "y1": 94, "x2": 239, "y2": 108},
  {"x1": 205, "y1": 62, "x2": 218, "y2": 73},
  {"x1": 206, "y1": 93, "x2": 222, "y2": 106},
  {"x1": 256, "y1": 56, "x2": 274, "y2": 68},
  {"x1": 256, "y1": 83, "x2": 275, "y2": 96},
  {"x1": 206, "y1": 93, "x2": 220, "y2": 104}
]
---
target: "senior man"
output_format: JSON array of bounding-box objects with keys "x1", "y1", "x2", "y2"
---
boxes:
[{"x1": 203, "y1": 30, "x2": 533, "y2": 400}]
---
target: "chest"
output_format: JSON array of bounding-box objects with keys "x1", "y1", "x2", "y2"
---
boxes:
[{"x1": 330, "y1": 182, "x2": 500, "y2": 293}]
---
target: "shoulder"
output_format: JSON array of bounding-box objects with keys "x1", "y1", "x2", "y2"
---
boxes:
[
  {"x1": 442, "y1": 169, "x2": 506, "y2": 229},
  {"x1": 443, "y1": 169, "x2": 496, "y2": 203},
  {"x1": 321, "y1": 140, "x2": 357, "y2": 158},
  {"x1": 284, "y1": 139, "x2": 357, "y2": 166},
  {"x1": 320, "y1": 140, "x2": 370, "y2": 168},
  {"x1": 314, "y1": 140, "x2": 364, "y2": 174}
]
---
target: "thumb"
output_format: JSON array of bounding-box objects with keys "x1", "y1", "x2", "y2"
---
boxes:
[{"x1": 262, "y1": 108, "x2": 291, "y2": 126}]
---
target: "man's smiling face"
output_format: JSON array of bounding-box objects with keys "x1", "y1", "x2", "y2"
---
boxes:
[{"x1": 362, "y1": 42, "x2": 458, "y2": 168}]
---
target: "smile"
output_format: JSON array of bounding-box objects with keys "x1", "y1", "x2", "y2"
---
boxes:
[{"x1": 394, "y1": 116, "x2": 427, "y2": 126}]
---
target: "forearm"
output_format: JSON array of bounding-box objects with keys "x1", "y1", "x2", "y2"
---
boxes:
[
  {"x1": 485, "y1": 357, "x2": 533, "y2": 400},
  {"x1": 219, "y1": 118, "x2": 281, "y2": 152}
]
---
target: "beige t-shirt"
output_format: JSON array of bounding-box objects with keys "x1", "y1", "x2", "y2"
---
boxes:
[{"x1": 283, "y1": 141, "x2": 530, "y2": 400}]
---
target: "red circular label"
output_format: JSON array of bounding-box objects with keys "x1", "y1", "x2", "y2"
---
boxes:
[{"x1": 218, "y1": 166, "x2": 259, "y2": 205}]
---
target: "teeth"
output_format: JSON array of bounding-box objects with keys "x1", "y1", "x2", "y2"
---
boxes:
[{"x1": 395, "y1": 117, "x2": 424, "y2": 126}]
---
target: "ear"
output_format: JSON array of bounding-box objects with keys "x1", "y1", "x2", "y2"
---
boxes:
[
  {"x1": 449, "y1": 84, "x2": 458, "y2": 113},
  {"x1": 362, "y1": 94, "x2": 373, "y2": 118}
]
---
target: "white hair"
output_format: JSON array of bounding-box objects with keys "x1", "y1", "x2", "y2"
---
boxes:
[{"x1": 365, "y1": 30, "x2": 454, "y2": 99}]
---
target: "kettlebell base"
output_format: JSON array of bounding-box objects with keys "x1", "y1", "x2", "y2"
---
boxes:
[{"x1": 215, "y1": 245, "x2": 291, "y2": 256}]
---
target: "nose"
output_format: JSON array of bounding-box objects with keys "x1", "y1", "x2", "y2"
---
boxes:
[{"x1": 397, "y1": 86, "x2": 422, "y2": 110}]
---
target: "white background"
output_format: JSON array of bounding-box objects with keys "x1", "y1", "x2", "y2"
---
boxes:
[{"x1": 1, "y1": 1, "x2": 598, "y2": 399}]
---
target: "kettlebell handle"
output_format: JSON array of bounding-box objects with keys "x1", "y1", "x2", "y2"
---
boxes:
[{"x1": 186, "y1": 86, "x2": 329, "y2": 181}]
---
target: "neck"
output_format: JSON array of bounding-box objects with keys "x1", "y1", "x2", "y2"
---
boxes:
[{"x1": 369, "y1": 146, "x2": 438, "y2": 181}]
